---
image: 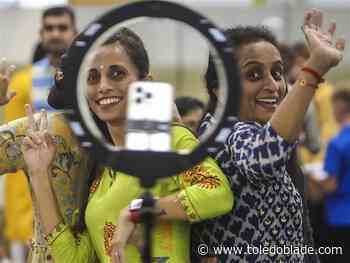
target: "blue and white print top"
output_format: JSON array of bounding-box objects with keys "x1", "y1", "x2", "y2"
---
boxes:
[
  {"x1": 193, "y1": 113, "x2": 304, "y2": 263},
  {"x1": 32, "y1": 57, "x2": 55, "y2": 111}
]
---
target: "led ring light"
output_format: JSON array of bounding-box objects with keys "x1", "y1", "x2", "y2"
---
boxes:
[{"x1": 63, "y1": 0, "x2": 241, "y2": 187}]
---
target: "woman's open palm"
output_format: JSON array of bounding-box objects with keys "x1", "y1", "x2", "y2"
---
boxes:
[{"x1": 302, "y1": 9, "x2": 345, "y2": 75}]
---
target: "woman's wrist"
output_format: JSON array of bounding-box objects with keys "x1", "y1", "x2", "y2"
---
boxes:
[
  {"x1": 301, "y1": 67, "x2": 324, "y2": 84},
  {"x1": 30, "y1": 169, "x2": 51, "y2": 189},
  {"x1": 28, "y1": 167, "x2": 50, "y2": 175},
  {"x1": 295, "y1": 72, "x2": 320, "y2": 92},
  {"x1": 305, "y1": 55, "x2": 329, "y2": 77},
  {"x1": 127, "y1": 198, "x2": 166, "y2": 224}
]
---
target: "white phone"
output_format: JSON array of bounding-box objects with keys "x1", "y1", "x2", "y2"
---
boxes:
[{"x1": 126, "y1": 81, "x2": 174, "y2": 151}]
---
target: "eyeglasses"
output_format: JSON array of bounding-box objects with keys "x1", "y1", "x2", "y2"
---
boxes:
[
  {"x1": 43, "y1": 24, "x2": 69, "y2": 32},
  {"x1": 87, "y1": 65, "x2": 127, "y2": 85}
]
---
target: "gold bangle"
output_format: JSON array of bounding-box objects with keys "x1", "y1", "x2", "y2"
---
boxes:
[{"x1": 298, "y1": 79, "x2": 318, "y2": 89}]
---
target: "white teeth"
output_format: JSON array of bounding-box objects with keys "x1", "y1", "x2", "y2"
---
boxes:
[
  {"x1": 256, "y1": 98, "x2": 277, "y2": 104},
  {"x1": 98, "y1": 97, "x2": 121, "y2": 105}
]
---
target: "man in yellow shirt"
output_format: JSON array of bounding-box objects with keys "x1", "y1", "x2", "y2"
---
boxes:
[{"x1": 3, "y1": 6, "x2": 77, "y2": 262}]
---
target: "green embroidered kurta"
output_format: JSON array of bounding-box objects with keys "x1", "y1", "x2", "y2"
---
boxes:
[
  {"x1": 47, "y1": 125, "x2": 234, "y2": 263},
  {"x1": 0, "y1": 112, "x2": 88, "y2": 262}
]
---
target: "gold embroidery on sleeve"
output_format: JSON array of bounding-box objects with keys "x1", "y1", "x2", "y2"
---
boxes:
[
  {"x1": 183, "y1": 165, "x2": 221, "y2": 189},
  {"x1": 89, "y1": 178, "x2": 101, "y2": 193}
]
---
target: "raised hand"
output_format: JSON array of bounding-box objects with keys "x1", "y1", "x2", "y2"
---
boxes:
[
  {"x1": 21, "y1": 104, "x2": 56, "y2": 174},
  {"x1": 302, "y1": 9, "x2": 346, "y2": 76},
  {"x1": 0, "y1": 58, "x2": 16, "y2": 105}
]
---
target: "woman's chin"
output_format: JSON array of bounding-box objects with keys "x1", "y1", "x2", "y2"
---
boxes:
[
  {"x1": 95, "y1": 113, "x2": 125, "y2": 125},
  {"x1": 255, "y1": 114, "x2": 272, "y2": 125}
]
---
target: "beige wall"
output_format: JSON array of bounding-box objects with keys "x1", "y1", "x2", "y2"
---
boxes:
[
  {"x1": 1, "y1": 2, "x2": 349, "y2": 66},
  {"x1": 69, "y1": 0, "x2": 131, "y2": 5}
]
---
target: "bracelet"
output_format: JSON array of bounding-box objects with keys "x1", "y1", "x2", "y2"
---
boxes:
[
  {"x1": 129, "y1": 210, "x2": 141, "y2": 224},
  {"x1": 298, "y1": 79, "x2": 319, "y2": 90},
  {"x1": 129, "y1": 198, "x2": 143, "y2": 211},
  {"x1": 301, "y1": 67, "x2": 324, "y2": 83},
  {"x1": 128, "y1": 198, "x2": 143, "y2": 224}
]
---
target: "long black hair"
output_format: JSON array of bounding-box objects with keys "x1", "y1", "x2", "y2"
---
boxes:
[{"x1": 48, "y1": 27, "x2": 150, "y2": 233}]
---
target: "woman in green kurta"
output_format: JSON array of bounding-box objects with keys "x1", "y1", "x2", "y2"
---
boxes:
[{"x1": 21, "y1": 27, "x2": 233, "y2": 263}]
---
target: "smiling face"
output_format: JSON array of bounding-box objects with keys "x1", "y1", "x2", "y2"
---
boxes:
[
  {"x1": 238, "y1": 41, "x2": 285, "y2": 124},
  {"x1": 86, "y1": 44, "x2": 140, "y2": 125}
]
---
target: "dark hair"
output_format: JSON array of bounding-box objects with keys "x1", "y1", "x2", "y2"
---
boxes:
[
  {"x1": 291, "y1": 42, "x2": 310, "y2": 60},
  {"x1": 175, "y1": 96, "x2": 205, "y2": 117},
  {"x1": 48, "y1": 52, "x2": 67, "y2": 109},
  {"x1": 73, "y1": 27, "x2": 149, "y2": 233},
  {"x1": 205, "y1": 26, "x2": 283, "y2": 113},
  {"x1": 103, "y1": 27, "x2": 150, "y2": 79},
  {"x1": 224, "y1": 26, "x2": 280, "y2": 51},
  {"x1": 332, "y1": 88, "x2": 350, "y2": 113},
  {"x1": 278, "y1": 42, "x2": 294, "y2": 75},
  {"x1": 32, "y1": 42, "x2": 47, "y2": 63},
  {"x1": 42, "y1": 5, "x2": 76, "y2": 26},
  {"x1": 205, "y1": 54, "x2": 219, "y2": 113}
]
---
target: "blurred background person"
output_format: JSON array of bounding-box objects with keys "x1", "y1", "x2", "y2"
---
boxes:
[
  {"x1": 280, "y1": 43, "x2": 323, "y2": 251},
  {"x1": 2, "y1": 5, "x2": 77, "y2": 263},
  {"x1": 279, "y1": 42, "x2": 321, "y2": 154},
  {"x1": 282, "y1": 42, "x2": 322, "y2": 155},
  {"x1": 175, "y1": 96, "x2": 205, "y2": 133},
  {"x1": 31, "y1": 42, "x2": 47, "y2": 64},
  {"x1": 320, "y1": 88, "x2": 350, "y2": 263},
  {"x1": 288, "y1": 42, "x2": 338, "y2": 149},
  {"x1": 286, "y1": 41, "x2": 338, "y2": 254}
]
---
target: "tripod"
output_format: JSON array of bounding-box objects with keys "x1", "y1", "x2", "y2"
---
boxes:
[{"x1": 139, "y1": 178, "x2": 157, "y2": 263}]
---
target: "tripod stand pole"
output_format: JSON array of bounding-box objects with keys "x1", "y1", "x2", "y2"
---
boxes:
[{"x1": 140, "y1": 191, "x2": 156, "y2": 263}]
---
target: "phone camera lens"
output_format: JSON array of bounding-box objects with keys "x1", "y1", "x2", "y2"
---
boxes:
[
  {"x1": 136, "y1": 87, "x2": 143, "y2": 93},
  {"x1": 146, "y1": 93, "x2": 152, "y2": 99},
  {"x1": 136, "y1": 98, "x2": 142, "y2": 104}
]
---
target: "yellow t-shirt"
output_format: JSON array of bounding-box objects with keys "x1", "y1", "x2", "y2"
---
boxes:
[
  {"x1": 299, "y1": 82, "x2": 338, "y2": 166},
  {"x1": 3, "y1": 66, "x2": 33, "y2": 241}
]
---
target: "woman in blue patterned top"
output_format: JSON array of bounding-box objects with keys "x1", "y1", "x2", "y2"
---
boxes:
[{"x1": 192, "y1": 9, "x2": 346, "y2": 263}]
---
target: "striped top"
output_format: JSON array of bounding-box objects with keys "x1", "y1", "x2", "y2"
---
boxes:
[{"x1": 32, "y1": 57, "x2": 55, "y2": 111}]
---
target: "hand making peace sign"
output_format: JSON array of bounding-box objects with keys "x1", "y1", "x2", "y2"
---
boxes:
[{"x1": 21, "y1": 104, "x2": 56, "y2": 175}]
